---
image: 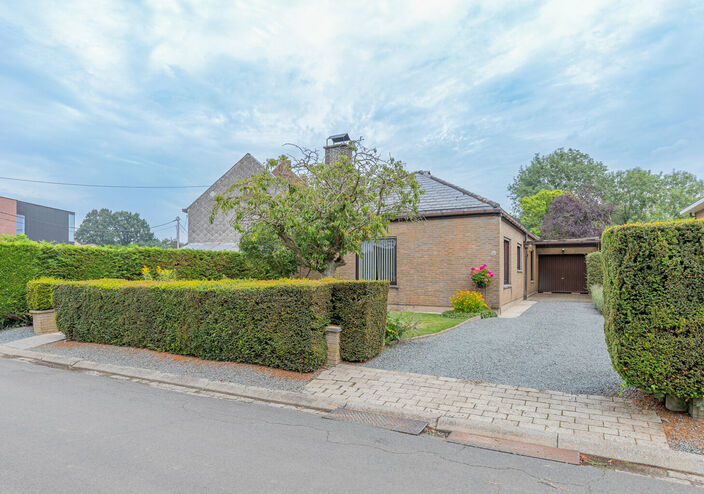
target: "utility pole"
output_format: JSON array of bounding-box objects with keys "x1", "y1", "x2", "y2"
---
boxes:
[{"x1": 175, "y1": 216, "x2": 180, "y2": 249}]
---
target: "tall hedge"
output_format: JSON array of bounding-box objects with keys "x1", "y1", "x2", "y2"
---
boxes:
[
  {"x1": 54, "y1": 279, "x2": 332, "y2": 372},
  {"x1": 332, "y1": 281, "x2": 389, "y2": 361},
  {"x1": 585, "y1": 251, "x2": 603, "y2": 288},
  {"x1": 0, "y1": 237, "x2": 285, "y2": 325},
  {"x1": 602, "y1": 219, "x2": 704, "y2": 399}
]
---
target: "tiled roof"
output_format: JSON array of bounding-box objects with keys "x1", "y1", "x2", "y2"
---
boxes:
[{"x1": 413, "y1": 171, "x2": 499, "y2": 215}]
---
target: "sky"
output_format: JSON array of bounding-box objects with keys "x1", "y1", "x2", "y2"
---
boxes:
[{"x1": 1, "y1": 0, "x2": 703, "y2": 241}]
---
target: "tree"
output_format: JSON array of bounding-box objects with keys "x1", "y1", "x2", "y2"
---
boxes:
[
  {"x1": 238, "y1": 225, "x2": 298, "y2": 278},
  {"x1": 608, "y1": 168, "x2": 704, "y2": 224},
  {"x1": 75, "y1": 209, "x2": 156, "y2": 246},
  {"x1": 211, "y1": 139, "x2": 421, "y2": 276},
  {"x1": 508, "y1": 148, "x2": 611, "y2": 209},
  {"x1": 517, "y1": 189, "x2": 565, "y2": 236},
  {"x1": 541, "y1": 188, "x2": 614, "y2": 239}
]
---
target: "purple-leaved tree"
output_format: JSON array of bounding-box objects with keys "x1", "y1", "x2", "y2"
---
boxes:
[{"x1": 541, "y1": 188, "x2": 614, "y2": 239}]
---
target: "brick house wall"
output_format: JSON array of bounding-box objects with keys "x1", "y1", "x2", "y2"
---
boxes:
[
  {"x1": 0, "y1": 197, "x2": 17, "y2": 236},
  {"x1": 338, "y1": 213, "x2": 534, "y2": 309},
  {"x1": 696, "y1": 210, "x2": 704, "y2": 220},
  {"x1": 185, "y1": 154, "x2": 264, "y2": 247}
]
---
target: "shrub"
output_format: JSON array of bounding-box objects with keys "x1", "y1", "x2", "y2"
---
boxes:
[
  {"x1": 141, "y1": 266, "x2": 177, "y2": 281},
  {"x1": 586, "y1": 251, "x2": 603, "y2": 289},
  {"x1": 53, "y1": 279, "x2": 332, "y2": 372},
  {"x1": 602, "y1": 219, "x2": 704, "y2": 400},
  {"x1": 469, "y1": 264, "x2": 494, "y2": 288},
  {"x1": 450, "y1": 290, "x2": 489, "y2": 314},
  {"x1": 332, "y1": 281, "x2": 389, "y2": 361},
  {"x1": 590, "y1": 284, "x2": 603, "y2": 313},
  {"x1": 384, "y1": 312, "x2": 420, "y2": 344},
  {"x1": 480, "y1": 310, "x2": 498, "y2": 319},
  {"x1": 441, "y1": 309, "x2": 471, "y2": 319},
  {"x1": 26, "y1": 277, "x2": 62, "y2": 311},
  {"x1": 0, "y1": 237, "x2": 291, "y2": 326}
]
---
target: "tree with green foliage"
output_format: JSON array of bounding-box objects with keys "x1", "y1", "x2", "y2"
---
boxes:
[
  {"x1": 608, "y1": 168, "x2": 704, "y2": 224},
  {"x1": 517, "y1": 189, "x2": 565, "y2": 236},
  {"x1": 75, "y1": 208, "x2": 155, "y2": 246},
  {"x1": 238, "y1": 225, "x2": 298, "y2": 278},
  {"x1": 508, "y1": 148, "x2": 611, "y2": 210},
  {"x1": 212, "y1": 139, "x2": 421, "y2": 277}
]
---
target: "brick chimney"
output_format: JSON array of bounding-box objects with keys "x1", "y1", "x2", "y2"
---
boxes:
[{"x1": 324, "y1": 133, "x2": 352, "y2": 165}]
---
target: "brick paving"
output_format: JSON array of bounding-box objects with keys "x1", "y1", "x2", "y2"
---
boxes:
[{"x1": 304, "y1": 364, "x2": 669, "y2": 449}]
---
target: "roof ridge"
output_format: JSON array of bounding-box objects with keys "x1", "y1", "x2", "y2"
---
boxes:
[{"x1": 413, "y1": 171, "x2": 500, "y2": 208}]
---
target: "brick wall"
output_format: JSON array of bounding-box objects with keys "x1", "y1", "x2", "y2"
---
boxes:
[
  {"x1": 337, "y1": 214, "x2": 520, "y2": 309},
  {"x1": 499, "y1": 217, "x2": 531, "y2": 307},
  {"x1": 0, "y1": 197, "x2": 17, "y2": 236},
  {"x1": 696, "y1": 210, "x2": 704, "y2": 220}
]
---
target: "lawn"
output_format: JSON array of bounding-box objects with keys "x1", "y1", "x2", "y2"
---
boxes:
[{"x1": 391, "y1": 311, "x2": 473, "y2": 339}]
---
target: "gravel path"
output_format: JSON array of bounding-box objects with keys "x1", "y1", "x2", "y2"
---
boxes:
[
  {"x1": 366, "y1": 301, "x2": 624, "y2": 396},
  {"x1": 0, "y1": 326, "x2": 34, "y2": 344},
  {"x1": 35, "y1": 342, "x2": 314, "y2": 392}
]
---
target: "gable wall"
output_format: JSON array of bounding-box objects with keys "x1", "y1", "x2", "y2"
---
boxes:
[{"x1": 186, "y1": 154, "x2": 264, "y2": 247}]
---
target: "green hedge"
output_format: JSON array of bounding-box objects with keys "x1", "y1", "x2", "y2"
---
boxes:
[
  {"x1": 54, "y1": 279, "x2": 332, "y2": 372},
  {"x1": 27, "y1": 277, "x2": 62, "y2": 311},
  {"x1": 586, "y1": 251, "x2": 603, "y2": 289},
  {"x1": 332, "y1": 281, "x2": 389, "y2": 361},
  {"x1": 0, "y1": 236, "x2": 285, "y2": 326},
  {"x1": 602, "y1": 219, "x2": 704, "y2": 399}
]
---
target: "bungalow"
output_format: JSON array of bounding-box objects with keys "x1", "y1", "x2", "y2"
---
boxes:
[
  {"x1": 680, "y1": 197, "x2": 704, "y2": 219},
  {"x1": 183, "y1": 135, "x2": 598, "y2": 310}
]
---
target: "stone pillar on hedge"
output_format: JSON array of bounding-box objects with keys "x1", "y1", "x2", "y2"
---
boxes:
[
  {"x1": 324, "y1": 325, "x2": 342, "y2": 366},
  {"x1": 30, "y1": 309, "x2": 58, "y2": 334},
  {"x1": 689, "y1": 399, "x2": 704, "y2": 421}
]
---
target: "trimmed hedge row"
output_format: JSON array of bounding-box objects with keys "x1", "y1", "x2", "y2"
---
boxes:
[
  {"x1": 585, "y1": 251, "x2": 603, "y2": 289},
  {"x1": 27, "y1": 277, "x2": 60, "y2": 311},
  {"x1": 0, "y1": 236, "x2": 283, "y2": 325},
  {"x1": 602, "y1": 219, "x2": 704, "y2": 399},
  {"x1": 52, "y1": 279, "x2": 389, "y2": 372},
  {"x1": 332, "y1": 281, "x2": 389, "y2": 361}
]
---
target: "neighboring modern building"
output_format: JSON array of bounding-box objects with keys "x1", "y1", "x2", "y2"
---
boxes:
[
  {"x1": 680, "y1": 197, "x2": 704, "y2": 219},
  {"x1": 183, "y1": 135, "x2": 596, "y2": 310},
  {"x1": 0, "y1": 196, "x2": 75, "y2": 244}
]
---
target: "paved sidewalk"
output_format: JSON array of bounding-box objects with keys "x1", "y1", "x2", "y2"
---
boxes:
[{"x1": 305, "y1": 365, "x2": 668, "y2": 449}]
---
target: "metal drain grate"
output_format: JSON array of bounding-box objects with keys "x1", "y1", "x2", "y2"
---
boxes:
[{"x1": 324, "y1": 408, "x2": 428, "y2": 435}]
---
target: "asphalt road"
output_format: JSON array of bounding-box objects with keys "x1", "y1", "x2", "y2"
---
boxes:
[{"x1": 0, "y1": 358, "x2": 696, "y2": 493}]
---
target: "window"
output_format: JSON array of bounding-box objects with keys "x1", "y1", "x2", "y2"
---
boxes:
[
  {"x1": 530, "y1": 249, "x2": 534, "y2": 282},
  {"x1": 16, "y1": 214, "x2": 25, "y2": 235},
  {"x1": 68, "y1": 213, "x2": 75, "y2": 243},
  {"x1": 517, "y1": 243, "x2": 522, "y2": 271},
  {"x1": 357, "y1": 238, "x2": 397, "y2": 285},
  {"x1": 503, "y1": 238, "x2": 510, "y2": 285}
]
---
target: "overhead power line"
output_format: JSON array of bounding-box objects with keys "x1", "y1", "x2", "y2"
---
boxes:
[
  {"x1": 0, "y1": 176, "x2": 209, "y2": 189},
  {"x1": 0, "y1": 211, "x2": 176, "y2": 232}
]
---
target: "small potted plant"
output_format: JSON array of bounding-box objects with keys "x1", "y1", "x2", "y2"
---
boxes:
[{"x1": 469, "y1": 264, "x2": 494, "y2": 300}]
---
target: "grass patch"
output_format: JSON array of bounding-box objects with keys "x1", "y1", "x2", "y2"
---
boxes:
[{"x1": 392, "y1": 311, "x2": 474, "y2": 339}]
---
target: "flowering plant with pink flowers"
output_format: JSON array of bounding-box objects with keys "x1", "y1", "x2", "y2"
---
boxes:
[{"x1": 469, "y1": 264, "x2": 494, "y2": 288}]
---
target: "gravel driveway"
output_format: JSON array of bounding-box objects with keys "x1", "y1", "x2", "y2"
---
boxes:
[{"x1": 365, "y1": 301, "x2": 624, "y2": 396}]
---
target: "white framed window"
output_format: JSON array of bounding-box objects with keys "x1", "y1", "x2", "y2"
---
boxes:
[
  {"x1": 16, "y1": 214, "x2": 25, "y2": 235},
  {"x1": 356, "y1": 238, "x2": 397, "y2": 285},
  {"x1": 68, "y1": 213, "x2": 75, "y2": 242}
]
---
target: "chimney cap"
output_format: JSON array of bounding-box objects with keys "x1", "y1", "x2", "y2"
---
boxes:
[{"x1": 326, "y1": 133, "x2": 350, "y2": 146}]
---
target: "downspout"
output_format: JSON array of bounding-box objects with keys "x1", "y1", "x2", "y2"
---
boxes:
[{"x1": 523, "y1": 231, "x2": 528, "y2": 300}]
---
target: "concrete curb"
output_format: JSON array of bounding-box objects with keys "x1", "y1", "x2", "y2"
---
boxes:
[{"x1": 1, "y1": 343, "x2": 702, "y2": 476}]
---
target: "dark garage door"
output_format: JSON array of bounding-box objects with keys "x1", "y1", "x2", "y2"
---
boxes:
[{"x1": 538, "y1": 255, "x2": 587, "y2": 293}]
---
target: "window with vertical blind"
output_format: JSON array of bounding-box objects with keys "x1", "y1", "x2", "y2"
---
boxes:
[
  {"x1": 530, "y1": 249, "x2": 534, "y2": 281},
  {"x1": 356, "y1": 238, "x2": 397, "y2": 285},
  {"x1": 503, "y1": 238, "x2": 510, "y2": 285},
  {"x1": 517, "y1": 243, "x2": 522, "y2": 271}
]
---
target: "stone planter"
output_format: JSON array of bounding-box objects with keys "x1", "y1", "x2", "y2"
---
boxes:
[
  {"x1": 665, "y1": 394, "x2": 688, "y2": 412},
  {"x1": 29, "y1": 309, "x2": 58, "y2": 335},
  {"x1": 689, "y1": 398, "x2": 704, "y2": 421}
]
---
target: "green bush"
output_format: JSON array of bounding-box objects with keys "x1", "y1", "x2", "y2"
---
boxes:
[
  {"x1": 450, "y1": 290, "x2": 489, "y2": 313},
  {"x1": 586, "y1": 251, "x2": 603, "y2": 289},
  {"x1": 0, "y1": 236, "x2": 291, "y2": 326},
  {"x1": 590, "y1": 284, "x2": 603, "y2": 313},
  {"x1": 332, "y1": 281, "x2": 389, "y2": 361},
  {"x1": 384, "y1": 312, "x2": 420, "y2": 345},
  {"x1": 602, "y1": 219, "x2": 704, "y2": 400},
  {"x1": 26, "y1": 277, "x2": 62, "y2": 311},
  {"x1": 53, "y1": 279, "x2": 332, "y2": 372},
  {"x1": 480, "y1": 310, "x2": 498, "y2": 319}
]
